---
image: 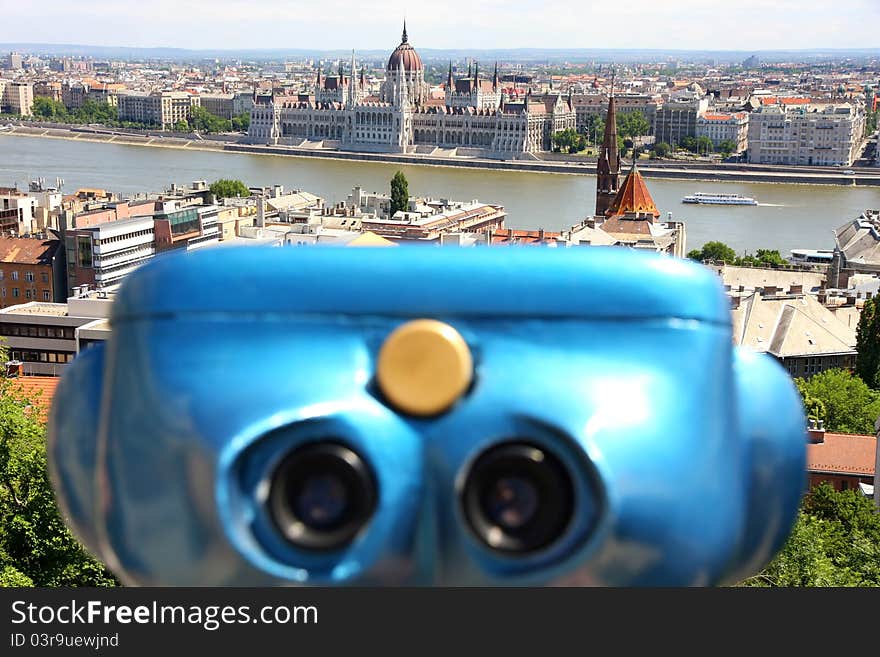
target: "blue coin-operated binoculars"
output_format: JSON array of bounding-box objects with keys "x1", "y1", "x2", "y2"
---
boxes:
[{"x1": 48, "y1": 246, "x2": 806, "y2": 586}]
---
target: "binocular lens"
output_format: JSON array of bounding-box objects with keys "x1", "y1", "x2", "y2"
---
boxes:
[
  {"x1": 462, "y1": 442, "x2": 574, "y2": 554},
  {"x1": 269, "y1": 442, "x2": 376, "y2": 551}
]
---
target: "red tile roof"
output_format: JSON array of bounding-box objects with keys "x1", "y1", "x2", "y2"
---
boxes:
[
  {"x1": 491, "y1": 229, "x2": 560, "y2": 245},
  {"x1": 806, "y1": 432, "x2": 876, "y2": 476},
  {"x1": 606, "y1": 166, "x2": 660, "y2": 219},
  {"x1": 0, "y1": 237, "x2": 61, "y2": 266},
  {"x1": 4, "y1": 376, "x2": 60, "y2": 423}
]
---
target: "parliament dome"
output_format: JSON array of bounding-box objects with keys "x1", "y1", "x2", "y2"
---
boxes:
[{"x1": 386, "y1": 23, "x2": 423, "y2": 72}]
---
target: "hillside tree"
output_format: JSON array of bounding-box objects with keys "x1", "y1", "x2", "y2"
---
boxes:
[{"x1": 390, "y1": 171, "x2": 409, "y2": 215}]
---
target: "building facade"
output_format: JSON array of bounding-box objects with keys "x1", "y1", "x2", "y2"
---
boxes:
[
  {"x1": 66, "y1": 215, "x2": 156, "y2": 293},
  {"x1": 0, "y1": 237, "x2": 66, "y2": 308},
  {"x1": 0, "y1": 80, "x2": 33, "y2": 116},
  {"x1": 248, "y1": 26, "x2": 576, "y2": 158},
  {"x1": 117, "y1": 91, "x2": 200, "y2": 128},
  {"x1": 747, "y1": 102, "x2": 865, "y2": 166},
  {"x1": 695, "y1": 112, "x2": 749, "y2": 152},
  {"x1": 652, "y1": 97, "x2": 709, "y2": 146}
]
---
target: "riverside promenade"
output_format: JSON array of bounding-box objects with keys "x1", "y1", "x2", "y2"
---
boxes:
[{"x1": 4, "y1": 122, "x2": 880, "y2": 187}]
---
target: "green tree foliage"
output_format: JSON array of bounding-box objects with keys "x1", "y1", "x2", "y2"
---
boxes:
[
  {"x1": 855, "y1": 297, "x2": 880, "y2": 389},
  {"x1": 737, "y1": 249, "x2": 788, "y2": 268},
  {"x1": 0, "y1": 379, "x2": 117, "y2": 587},
  {"x1": 390, "y1": 171, "x2": 409, "y2": 215},
  {"x1": 743, "y1": 484, "x2": 880, "y2": 587},
  {"x1": 795, "y1": 369, "x2": 880, "y2": 435},
  {"x1": 551, "y1": 128, "x2": 587, "y2": 153},
  {"x1": 31, "y1": 97, "x2": 118, "y2": 125},
  {"x1": 209, "y1": 179, "x2": 250, "y2": 200},
  {"x1": 173, "y1": 119, "x2": 190, "y2": 132},
  {"x1": 865, "y1": 107, "x2": 878, "y2": 136},
  {"x1": 617, "y1": 110, "x2": 650, "y2": 140},
  {"x1": 687, "y1": 241, "x2": 738, "y2": 264},
  {"x1": 696, "y1": 135, "x2": 714, "y2": 155},
  {"x1": 718, "y1": 139, "x2": 738, "y2": 157},
  {"x1": 801, "y1": 393, "x2": 827, "y2": 425},
  {"x1": 652, "y1": 142, "x2": 671, "y2": 159},
  {"x1": 583, "y1": 114, "x2": 603, "y2": 145},
  {"x1": 32, "y1": 96, "x2": 68, "y2": 120},
  {"x1": 189, "y1": 106, "x2": 233, "y2": 133},
  {"x1": 679, "y1": 136, "x2": 698, "y2": 152},
  {"x1": 231, "y1": 112, "x2": 250, "y2": 132}
]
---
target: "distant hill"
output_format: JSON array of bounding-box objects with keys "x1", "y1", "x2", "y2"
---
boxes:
[{"x1": 1, "y1": 43, "x2": 879, "y2": 64}]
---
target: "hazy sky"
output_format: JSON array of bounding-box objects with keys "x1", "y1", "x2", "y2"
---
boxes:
[{"x1": 2, "y1": 0, "x2": 879, "y2": 51}]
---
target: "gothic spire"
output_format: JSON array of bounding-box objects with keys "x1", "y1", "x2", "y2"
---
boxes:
[
  {"x1": 402, "y1": 20, "x2": 408, "y2": 43},
  {"x1": 448, "y1": 61, "x2": 453, "y2": 88},
  {"x1": 474, "y1": 61, "x2": 479, "y2": 83},
  {"x1": 493, "y1": 62, "x2": 498, "y2": 90},
  {"x1": 595, "y1": 93, "x2": 621, "y2": 217}
]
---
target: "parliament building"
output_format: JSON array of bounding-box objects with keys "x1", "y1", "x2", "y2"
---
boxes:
[{"x1": 247, "y1": 24, "x2": 576, "y2": 157}]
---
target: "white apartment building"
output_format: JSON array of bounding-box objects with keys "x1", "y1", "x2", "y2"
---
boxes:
[
  {"x1": 696, "y1": 112, "x2": 749, "y2": 152},
  {"x1": 117, "y1": 91, "x2": 200, "y2": 128},
  {"x1": 67, "y1": 215, "x2": 156, "y2": 292},
  {"x1": 747, "y1": 102, "x2": 865, "y2": 166},
  {"x1": 0, "y1": 187, "x2": 39, "y2": 234}
]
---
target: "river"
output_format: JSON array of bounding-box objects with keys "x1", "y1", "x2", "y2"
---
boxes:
[{"x1": 2, "y1": 134, "x2": 880, "y2": 254}]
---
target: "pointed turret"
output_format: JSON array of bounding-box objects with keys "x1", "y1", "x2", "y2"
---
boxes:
[
  {"x1": 398, "y1": 59, "x2": 408, "y2": 108},
  {"x1": 448, "y1": 61, "x2": 453, "y2": 88},
  {"x1": 605, "y1": 161, "x2": 660, "y2": 219},
  {"x1": 468, "y1": 61, "x2": 472, "y2": 78},
  {"x1": 347, "y1": 50, "x2": 356, "y2": 106},
  {"x1": 493, "y1": 62, "x2": 499, "y2": 91},
  {"x1": 595, "y1": 87, "x2": 621, "y2": 217},
  {"x1": 474, "y1": 61, "x2": 479, "y2": 83},
  {"x1": 402, "y1": 19, "x2": 408, "y2": 43}
]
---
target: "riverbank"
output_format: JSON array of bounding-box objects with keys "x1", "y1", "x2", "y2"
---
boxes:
[{"x1": 4, "y1": 124, "x2": 880, "y2": 186}]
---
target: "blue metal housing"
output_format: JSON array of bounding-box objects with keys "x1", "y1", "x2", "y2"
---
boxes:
[{"x1": 48, "y1": 246, "x2": 806, "y2": 586}]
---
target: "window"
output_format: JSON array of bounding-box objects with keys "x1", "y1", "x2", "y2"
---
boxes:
[
  {"x1": 25, "y1": 272, "x2": 34, "y2": 282},
  {"x1": 12, "y1": 288, "x2": 19, "y2": 297},
  {"x1": 41, "y1": 273, "x2": 48, "y2": 283},
  {"x1": 0, "y1": 271, "x2": 4, "y2": 281},
  {"x1": 11, "y1": 271, "x2": 18, "y2": 281},
  {"x1": 43, "y1": 290, "x2": 50, "y2": 301},
  {"x1": 25, "y1": 290, "x2": 31, "y2": 299}
]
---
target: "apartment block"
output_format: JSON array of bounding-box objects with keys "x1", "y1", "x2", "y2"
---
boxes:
[
  {"x1": 652, "y1": 97, "x2": 709, "y2": 146},
  {"x1": 0, "y1": 237, "x2": 66, "y2": 308},
  {"x1": 695, "y1": 112, "x2": 749, "y2": 152},
  {"x1": 0, "y1": 291, "x2": 112, "y2": 375},
  {"x1": 66, "y1": 215, "x2": 156, "y2": 293},
  {"x1": 747, "y1": 102, "x2": 865, "y2": 166},
  {"x1": 0, "y1": 80, "x2": 33, "y2": 116},
  {"x1": 0, "y1": 187, "x2": 39, "y2": 234},
  {"x1": 570, "y1": 94, "x2": 660, "y2": 135},
  {"x1": 117, "y1": 91, "x2": 200, "y2": 128}
]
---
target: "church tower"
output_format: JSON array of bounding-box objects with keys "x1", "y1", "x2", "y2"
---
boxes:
[{"x1": 595, "y1": 82, "x2": 621, "y2": 217}]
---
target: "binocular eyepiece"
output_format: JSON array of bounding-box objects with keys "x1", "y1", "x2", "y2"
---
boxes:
[
  {"x1": 269, "y1": 442, "x2": 378, "y2": 551},
  {"x1": 268, "y1": 439, "x2": 577, "y2": 556}
]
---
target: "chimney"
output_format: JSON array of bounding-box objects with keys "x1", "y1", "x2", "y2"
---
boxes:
[
  {"x1": 257, "y1": 196, "x2": 266, "y2": 228},
  {"x1": 789, "y1": 284, "x2": 803, "y2": 295},
  {"x1": 818, "y1": 291, "x2": 827, "y2": 304},
  {"x1": 5, "y1": 360, "x2": 23, "y2": 378},
  {"x1": 806, "y1": 418, "x2": 825, "y2": 444},
  {"x1": 763, "y1": 285, "x2": 778, "y2": 296},
  {"x1": 730, "y1": 295, "x2": 741, "y2": 309},
  {"x1": 845, "y1": 295, "x2": 856, "y2": 306}
]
